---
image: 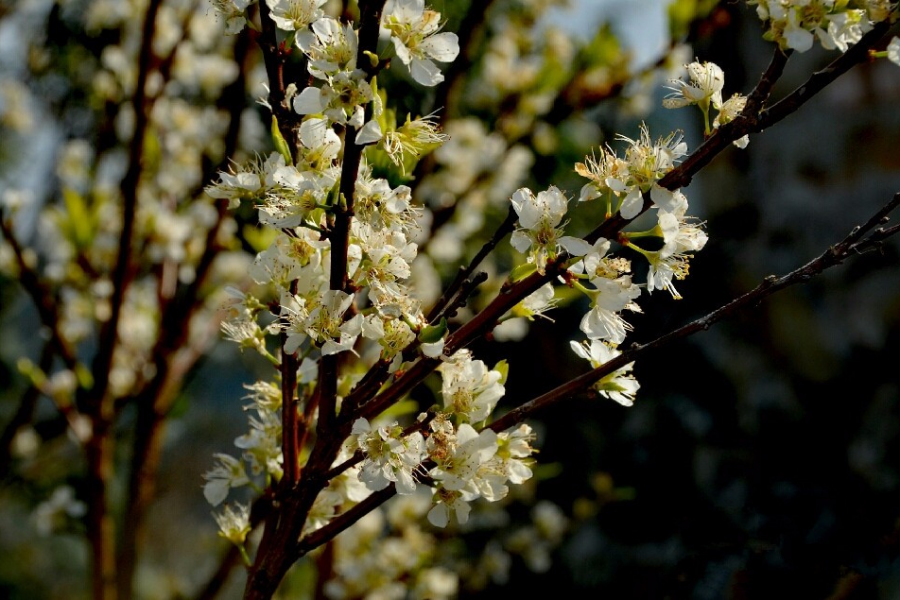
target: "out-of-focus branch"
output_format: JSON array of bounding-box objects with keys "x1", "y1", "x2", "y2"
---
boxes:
[
  {"x1": 81, "y1": 2, "x2": 163, "y2": 598},
  {"x1": 431, "y1": 0, "x2": 498, "y2": 124},
  {"x1": 88, "y1": 0, "x2": 162, "y2": 411},
  {"x1": 0, "y1": 212, "x2": 78, "y2": 370},
  {"x1": 489, "y1": 192, "x2": 900, "y2": 432},
  {"x1": 0, "y1": 343, "x2": 54, "y2": 479},
  {"x1": 116, "y1": 25, "x2": 252, "y2": 600}
]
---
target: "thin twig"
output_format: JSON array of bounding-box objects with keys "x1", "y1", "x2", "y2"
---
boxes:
[
  {"x1": 295, "y1": 192, "x2": 900, "y2": 549},
  {"x1": 489, "y1": 193, "x2": 900, "y2": 432},
  {"x1": 295, "y1": 486, "x2": 397, "y2": 555},
  {"x1": 82, "y1": 3, "x2": 164, "y2": 598},
  {"x1": 660, "y1": 21, "x2": 890, "y2": 192},
  {"x1": 427, "y1": 206, "x2": 516, "y2": 322},
  {"x1": 0, "y1": 343, "x2": 54, "y2": 479}
]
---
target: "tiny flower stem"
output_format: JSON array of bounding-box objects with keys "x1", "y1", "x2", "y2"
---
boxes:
[
  {"x1": 298, "y1": 223, "x2": 325, "y2": 234},
  {"x1": 622, "y1": 224, "x2": 663, "y2": 239},
  {"x1": 261, "y1": 349, "x2": 281, "y2": 367},
  {"x1": 571, "y1": 280, "x2": 595, "y2": 297},
  {"x1": 699, "y1": 101, "x2": 712, "y2": 137},
  {"x1": 238, "y1": 544, "x2": 252, "y2": 567},
  {"x1": 623, "y1": 240, "x2": 651, "y2": 260}
]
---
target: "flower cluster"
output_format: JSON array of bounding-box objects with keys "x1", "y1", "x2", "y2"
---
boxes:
[
  {"x1": 348, "y1": 351, "x2": 536, "y2": 528},
  {"x1": 501, "y1": 119, "x2": 711, "y2": 403},
  {"x1": 748, "y1": 0, "x2": 892, "y2": 52},
  {"x1": 509, "y1": 186, "x2": 588, "y2": 275},
  {"x1": 425, "y1": 415, "x2": 535, "y2": 527},
  {"x1": 663, "y1": 60, "x2": 749, "y2": 146},
  {"x1": 203, "y1": 0, "x2": 534, "y2": 543},
  {"x1": 575, "y1": 124, "x2": 688, "y2": 221}
]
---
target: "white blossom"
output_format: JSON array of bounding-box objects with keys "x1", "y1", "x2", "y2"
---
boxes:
[
  {"x1": 265, "y1": 0, "x2": 327, "y2": 32},
  {"x1": 438, "y1": 351, "x2": 506, "y2": 423},
  {"x1": 213, "y1": 503, "x2": 251, "y2": 545},
  {"x1": 887, "y1": 37, "x2": 900, "y2": 66},
  {"x1": 570, "y1": 340, "x2": 640, "y2": 406},
  {"x1": 382, "y1": 0, "x2": 460, "y2": 86},
  {"x1": 203, "y1": 453, "x2": 250, "y2": 506},
  {"x1": 662, "y1": 61, "x2": 725, "y2": 110},
  {"x1": 352, "y1": 418, "x2": 426, "y2": 494}
]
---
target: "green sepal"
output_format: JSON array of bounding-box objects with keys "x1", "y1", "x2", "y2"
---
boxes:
[
  {"x1": 271, "y1": 115, "x2": 293, "y2": 166},
  {"x1": 326, "y1": 179, "x2": 341, "y2": 207},
  {"x1": 509, "y1": 262, "x2": 538, "y2": 282},
  {"x1": 243, "y1": 224, "x2": 277, "y2": 253},
  {"x1": 418, "y1": 317, "x2": 447, "y2": 344},
  {"x1": 493, "y1": 359, "x2": 509, "y2": 385}
]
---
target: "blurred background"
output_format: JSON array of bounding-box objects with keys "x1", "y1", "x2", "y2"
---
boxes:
[{"x1": 1, "y1": 0, "x2": 900, "y2": 598}]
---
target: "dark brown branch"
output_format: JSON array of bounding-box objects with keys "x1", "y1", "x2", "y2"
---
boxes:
[
  {"x1": 744, "y1": 47, "x2": 790, "y2": 116},
  {"x1": 295, "y1": 486, "x2": 397, "y2": 555},
  {"x1": 281, "y1": 339, "x2": 300, "y2": 484},
  {"x1": 244, "y1": 4, "x2": 386, "y2": 599},
  {"x1": 257, "y1": 1, "x2": 290, "y2": 137},
  {"x1": 758, "y1": 24, "x2": 890, "y2": 126},
  {"x1": 427, "y1": 206, "x2": 516, "y2": 322},
  {"x1": 660, "y1": 21, "x2": 890, "y2": 192},
  {"x1": 489, "y1": 192, "x2": 900, "y2": 432},
  {"x1": 317, "y1": 0, "x2": 384, "y2": 443}
]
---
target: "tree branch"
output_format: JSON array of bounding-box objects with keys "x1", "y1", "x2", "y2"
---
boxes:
[
  {"x1": 489, "y1": 192, "x2": 900, "y2": 432},
  {"x1": 0, "y1": 212, "x2": 78, "y2": 370},
  {"x1": 115, "y1": 21, "x2": 253, "y2": 600}
]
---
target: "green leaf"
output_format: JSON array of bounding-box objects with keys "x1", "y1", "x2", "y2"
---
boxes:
[
  {"x1": 271, "y1": 115, "x2": 293, "y2": 165},
  {"x1": 509, "y1": 262, "x2": 538, "y2": 282},
  {"x1": 243, "y1": 224, "x2": 277, "y2": 253},
  {"x1": 493, "y1": 359, "x2": 509, "y2": 385},
  {"x1": 418, "y1": 317, "x2": 447, "y2": 343}
]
